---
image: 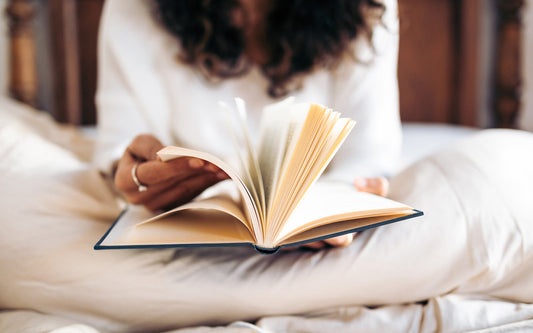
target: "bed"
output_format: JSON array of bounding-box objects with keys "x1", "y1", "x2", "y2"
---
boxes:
[
  {"x1": 2, "y1": 93, "x2": 533, "y2": 333},
  {"x1": 1, "y1": 1, "x2": 533, "y2": 332}
]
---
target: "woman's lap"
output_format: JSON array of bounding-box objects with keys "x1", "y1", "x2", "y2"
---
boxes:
[
  {"x1": 1, "y1": 129, "x2": 532, "y2": 331},
  {"x1": 388, "y1": 129, "x2": 533, "y2": 301}
]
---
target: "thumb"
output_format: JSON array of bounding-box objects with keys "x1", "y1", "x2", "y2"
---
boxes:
[{"x1": 353, "y1": 177, "x2": 389, "y2": 197}]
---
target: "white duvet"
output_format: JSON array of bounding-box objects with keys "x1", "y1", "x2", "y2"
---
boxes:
[{"x1": 1, "y1": 98, "x2": 533, "y2": 333}]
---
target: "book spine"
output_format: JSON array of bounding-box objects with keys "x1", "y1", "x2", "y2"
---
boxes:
[{"x1": 253, "y1": 245, "x2": 281, "y2": 255}]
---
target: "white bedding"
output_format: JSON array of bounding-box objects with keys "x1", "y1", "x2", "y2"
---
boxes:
[{"x1": 1, "y1": 98, "x2": 533, "y2": 333}]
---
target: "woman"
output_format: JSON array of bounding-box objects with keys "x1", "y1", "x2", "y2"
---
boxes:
[
  {"x1": 1, "y1": 0, "x2": 532, "y2": 331},
  {"x1": 95, "y1": 0, "x2": 401, "y2": 248}
]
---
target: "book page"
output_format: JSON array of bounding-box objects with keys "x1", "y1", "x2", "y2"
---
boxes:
[
  {"x1": 139, "y1": 193, "x2": 250, "y2": 231},
  {"x1": 278, "y1": 212, "x2": 414, "y2": 247},
  {"x1": 257, "y1": 98, "x2": 305, "y2": 212},
  {"x1": 266, "y1": 105, "x2": 333, "y2": 238},
  {"x1": 157, "y1": 146, "x2": 263, "y2": 244},
  {"x1": 275, "y1": 181, "x2": 413, "y2": 243},
  {"x1": 265, "y1": 105, "x2": 355, "y2": 245},
  {"x1": 99, "y1": 205, "x2": 255, "y2": 247},
  {"x1": 270, "y1": 118, "x2": 355, "y2": 238},
  {"x1": 219, "y1": 99, "x2": 266, "y2": 224}
]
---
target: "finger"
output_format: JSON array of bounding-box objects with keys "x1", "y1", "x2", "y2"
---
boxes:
[
  {"x1": 124, "y1": 169, "x2": 227, "y2": 204},
  {"x1": 134, "y1": 157, "x2": 213, "y2": 186},
  {"x1": 303, "y1": 233, "x2": 355, "y2": 250},
  {"x1": 281, "y1": 241, "x2": 326, "y2": 251},
  {"x1": 126, "y1": 134, "x2": 164, "y2": 161},
  {"x1": 303, "y1": 241, "x2": 328, "y2": 250},
  {"x1": 115, "y1": 134, "x2": 166, "y2": 191},
  {"x1": 353, "y1": 177, "x2": 389, "y2": 197},
  {"x1": 118, "y1": 156, "x2": 225, "y2": 193},
  {"x1": 323, "y1": 233, "x2": 355, "y2": 247},
  {"x1": 143, "y1": 172, "x2": 225, "y2": 211},
  {"x1": 122, "y1": 174, "x2": 184, "y2": 205},
  {"x1": 114, "y1": 151, "x2": 141, "y2": 191},
  {"x1": 283, "y1": 232, "x2": 357, "y2": 251}
]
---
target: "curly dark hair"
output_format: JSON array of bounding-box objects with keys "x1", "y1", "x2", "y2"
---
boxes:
[{"x1": 153, "y1": 0, "x2": 385, "y2": 97}]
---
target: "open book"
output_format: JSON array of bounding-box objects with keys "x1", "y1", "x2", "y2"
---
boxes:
[{"x1": 95, "y1": 98, "x2": 422, "y2": 254}]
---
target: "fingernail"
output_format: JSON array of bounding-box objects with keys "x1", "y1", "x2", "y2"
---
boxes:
[
  {"x1": 189, "y1": 158, "x2": 204, "y2": 169},
  {"x1": 205, "y1": 163, "x2": 219, "y2": 172},
  {"x1": 335, "y1": 234, "x2": 354, "y2": 247},
  {"x1": 216, "y1": 172, "x2": 229, "y2": 180},
  {"x1": 353, "y1": 177, "x2": 368, "y2": 190}
]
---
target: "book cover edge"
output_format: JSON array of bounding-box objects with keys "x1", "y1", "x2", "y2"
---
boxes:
[
  {"x1": 278, "y1": 209, "x2": 424, "y2": 249},
  {"x1": 95, "y1": 209, "x2": 423, "y2": 253}
]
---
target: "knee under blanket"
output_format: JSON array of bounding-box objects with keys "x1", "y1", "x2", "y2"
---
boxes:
[{"x1": 1, "y1": 105, "x2": 533, "y2": 332}]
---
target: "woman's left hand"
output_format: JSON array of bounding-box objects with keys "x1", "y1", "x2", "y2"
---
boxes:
[{"x1": 302, "y1": 177, "x2": 390, "y2": 250}]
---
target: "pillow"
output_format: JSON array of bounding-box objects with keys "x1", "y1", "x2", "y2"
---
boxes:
[{"x1": 0, "y1": 97, "x2": 95, "y2": 164}]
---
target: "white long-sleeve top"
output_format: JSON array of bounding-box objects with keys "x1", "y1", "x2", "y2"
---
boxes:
[{"x1": 94, "y1": 0, "x2": 401, "y2": 180}]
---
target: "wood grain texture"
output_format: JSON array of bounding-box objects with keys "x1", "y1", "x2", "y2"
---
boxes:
[
  {"x1": 48, "y1": 0, "x2": 82, "y2": 124},
  {"x1": 455, "y1": 0, "x2": 482, "y2": 127},
  {"x1": 76, "y1": 0, "x2": 104, "y2": 125},
  {"x1": 493, "y1": 0, "x2": 524, "y2": 128},
  {"x1": 398, "y1": 0, "x2": 457, "y2": 123},
  {"x1": 6, "y1": 0, "x2": 38, "y2": 107},
  {"x1": 36, "y1": 0, "x2": 103, "y2": 125}
]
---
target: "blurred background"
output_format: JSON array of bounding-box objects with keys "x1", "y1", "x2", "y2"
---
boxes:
[{"x1": 0, "y1": 0, "x2": 532, "y2": 131}]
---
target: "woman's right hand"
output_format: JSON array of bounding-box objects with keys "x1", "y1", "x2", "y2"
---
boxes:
[{"x1": 114, "y1": 134, "x2": 229, "y2": 211}]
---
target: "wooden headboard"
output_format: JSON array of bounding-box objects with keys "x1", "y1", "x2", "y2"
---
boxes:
[
  {"x1": 6, "y1": 0, "x2": 104, "y2": 124},
  {"x1": 6, "y1": 0, "x2": 525, "y2": 127}
]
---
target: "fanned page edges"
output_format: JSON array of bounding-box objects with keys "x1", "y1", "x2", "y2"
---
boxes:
[
  {"x1": 219, "y1": 98, "x2": 267, "y2": 230},
  {"x1": 263, "y1": 106, "x2": 356, "y2": 247},
  {"x1": 222, "y1": 98, "x2": 358, "y2": 247}
]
